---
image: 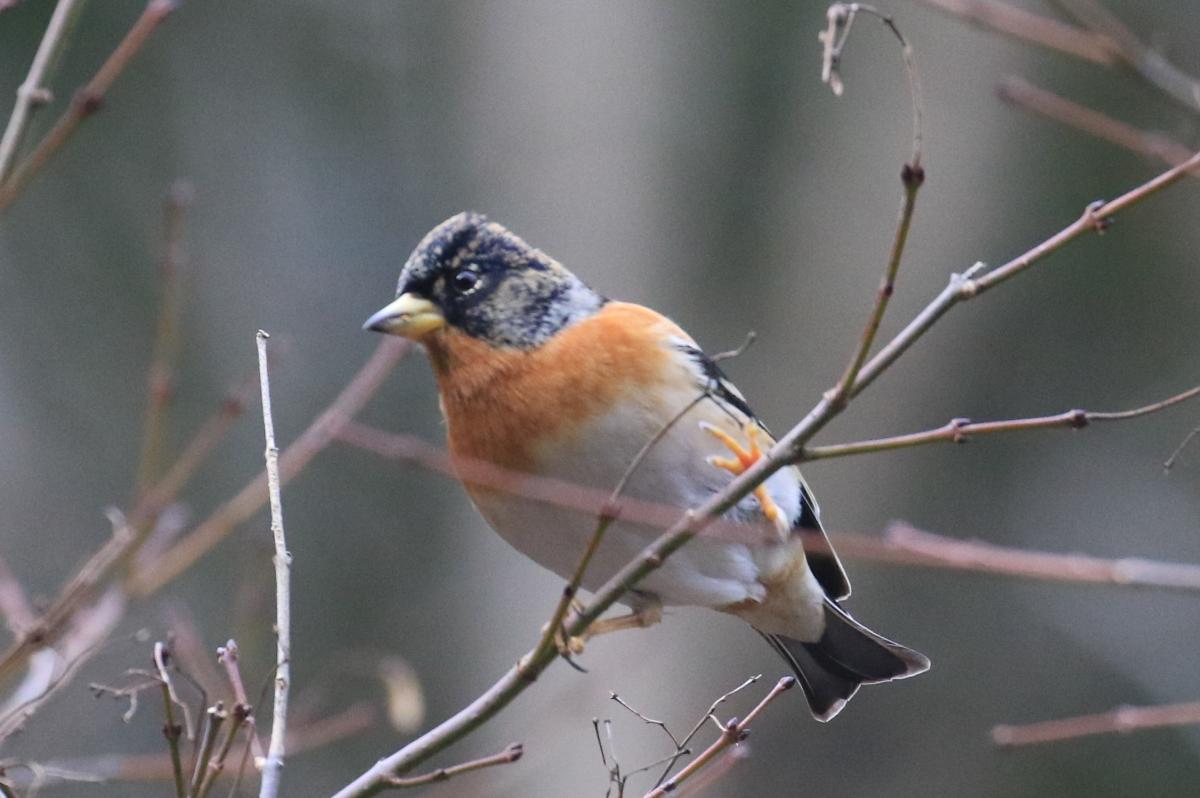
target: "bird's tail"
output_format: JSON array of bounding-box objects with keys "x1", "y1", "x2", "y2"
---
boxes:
[{"x1": 759, "y1": 599, "x2": 929, "y2": 722}]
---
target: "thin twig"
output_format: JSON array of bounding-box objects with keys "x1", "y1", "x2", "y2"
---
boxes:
[
  {"x1": 0, "y1": 0, "x2": 90, "y2": 182},
  {"x1": 155, "y1": 644, "x2": 186, "y2": 798},
  {"x1": 134, "y1": 180, "x2": 194, "y2": 504},
  {"x1": 874, "y1": 522, "x2": 1200, "y2": 591},
  {"x1": 818, "y1": 3, "x2": 923, "y2": 163},
  {"x1": 799, "y1": 383, "x2": 1200, "y2": 460},
  {"x1": 190, "y1": 704, "x2": 226, "y2": 797},
  {"x1": 1164, "y1": 424, "x2": 1200, "y2": 472},
  {"x1": 821, "y1": 3, "x2": 925, "y2": 409},
  {"x1": 130, "y1": 338, "x2": 410, "y2": 597},
  {"x1": 992, "y1": 701, "x2": 1200, "y2": 747},
  {"x1": 915, "y1": 0, "x2": 1117, "y2": 64},
  {"x1": 256, "y1": 331, "x2": 291, "y2": 798},
  {"x1": 997, "y1": 77, "x2": 1195, "y2": 167},
  {"x1": 654, "y1": 674, "x2": 762, "y2": 787},
  {"x1": 645, "y1": 677, "x2": 794, "y2": 798},
  {"x1": 217, "y1": 641, "x2": 265, "y2": 765},
  {"x1": 0, "y1": 0, "x2": 180, "y2": 212},
  {"x1": 382, "y1": 743, "x2": 523, "y2": 789},
  {"x1": 196, "y1": 703, "x2": 248, "y2": 798}
]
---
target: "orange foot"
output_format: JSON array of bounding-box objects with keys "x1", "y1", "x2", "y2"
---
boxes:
[{"x1": 701, "y1": 422, "x2": 786, "y2": 529}]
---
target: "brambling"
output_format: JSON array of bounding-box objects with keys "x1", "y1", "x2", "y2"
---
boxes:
[{"x1": 365, "y1": 212, "x2": 929, "y2": 720}]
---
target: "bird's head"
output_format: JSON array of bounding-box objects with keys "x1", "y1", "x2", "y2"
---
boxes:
[{"x1": 364, "y1": 212, "x2": 604, "y2": 350}]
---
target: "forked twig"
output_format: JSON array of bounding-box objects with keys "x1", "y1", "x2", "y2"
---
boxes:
[{"x1": 644, "y1": 677, "x2": 795, "y2": 798}]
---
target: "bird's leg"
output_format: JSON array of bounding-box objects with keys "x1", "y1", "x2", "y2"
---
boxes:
[
  {"x1": 564, "y1": 599, "x2": 663, "y2": 653},
  {"x1": 544, "y1": 597, "x2": 589, "y2": 658},
  {"x1": 573, "y1": 600, "x2": 662, "y2": 643},
  {"x1": 701, "y1": 422, "x2": 786, "y2": 529}
]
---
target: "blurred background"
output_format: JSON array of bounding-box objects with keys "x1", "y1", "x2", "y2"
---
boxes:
[{"x1": 1, "y1": 1, "x2": 1199, "y2": 795}]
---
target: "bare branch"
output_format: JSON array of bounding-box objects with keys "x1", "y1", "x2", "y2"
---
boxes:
[
  {"x1": 382, "y1": 743, "x2": 523, "y2": 789},
  {"x1": 799, "y1": 383, "x2": 1200, "y2": 461},
  {"x1": 992, "y1": 701, "x2": 1200, "y2": 747},
  {"x1": 0, "y1": 0, "x2": 180, "y2": 212},
  {"x1": 341, "y1": 426, "x2": 1200, "y2": 593},
  {"x1": 872, "y1": 522, "x2": 1200, "y2": 591},
  {"x1": 645, "y1": 677, "x2": 795, "y2": 798},
  {"x1": 821, "y1": 3, "x2": 927, "y2": 409},
  {"x1": 1164, "y1": 424, "x2": 1200, "y2": 472},
  {"x1": 217, "y1": 640, "x2": 265, "y2": 765},
  {"x1": 256, "y1": 331, "x2": 291, "y2": 798},
  {"x1": 190, "y1": 704, "x2": 226, "y2": 797},
  {"x1": 154, "y1": 643, "x2": 186, "y2": 798},
  {"x1": 819, "y1": 2, "x2": 925, "y2": 161}
]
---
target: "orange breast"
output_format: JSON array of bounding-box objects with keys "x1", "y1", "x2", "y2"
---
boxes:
[{"x1": 426, "y1": 302, "x2": 684, "y2": 473}]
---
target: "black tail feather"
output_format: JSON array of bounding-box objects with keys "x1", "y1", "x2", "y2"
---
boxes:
[{"x1": 759, "y1": 600, "x2": 929, "y2": 722}]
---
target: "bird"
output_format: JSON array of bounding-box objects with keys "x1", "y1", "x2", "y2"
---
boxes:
[{"x1": 364, "y1": 212, "x2": 929, "y2": 720}]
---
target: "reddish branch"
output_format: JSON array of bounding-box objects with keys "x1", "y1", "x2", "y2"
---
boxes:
[
  {"x1": 992, "y1": 701, "x2": 1200, "y2": 746},
  {"x1": 383, "y1": 743, "x2": 523, "y2": 789},
  {"x1": 337, "y1": 423, "x2": 1200, "y2": 593},
  {"x1": 645, "y1": 677, "x2": 795, "y2": 798}
]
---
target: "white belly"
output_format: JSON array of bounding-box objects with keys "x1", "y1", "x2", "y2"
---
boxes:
[{"x1": 466, "y1": 392, "x2": 807, "y2": 611}]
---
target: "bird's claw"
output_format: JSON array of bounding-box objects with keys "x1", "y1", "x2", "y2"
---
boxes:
[{"x1": 701, "y1": 421, "x2": 785, "y2": 527}]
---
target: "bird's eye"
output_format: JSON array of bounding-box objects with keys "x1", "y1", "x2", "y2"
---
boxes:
[{"x1": 451, "y1": 268, "x2": 481, "y2": 294}]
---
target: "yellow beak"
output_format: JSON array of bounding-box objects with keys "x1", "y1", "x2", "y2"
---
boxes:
[{"x1": 362, "y1": 293, "x2": 445, "y2": 339}]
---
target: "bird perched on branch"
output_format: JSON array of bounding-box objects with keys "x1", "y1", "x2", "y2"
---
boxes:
[{"x1": 364, "y1": 212, "x2": 928, "y2": 720}]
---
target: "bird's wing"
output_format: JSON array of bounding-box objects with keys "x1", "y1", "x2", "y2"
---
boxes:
[{"x1": 673, "y1": 340, "x2": 852, "y2": 600}]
